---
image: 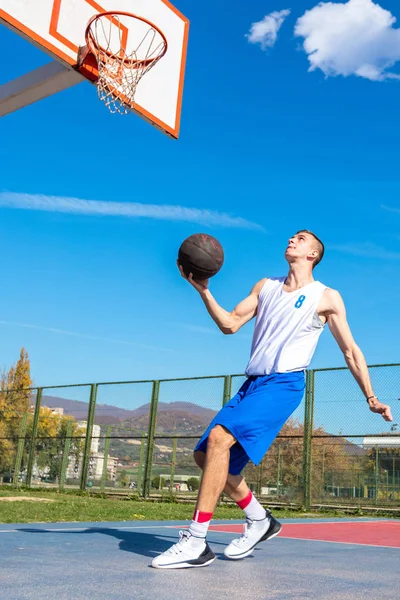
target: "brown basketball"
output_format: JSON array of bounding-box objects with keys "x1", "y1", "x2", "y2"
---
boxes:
[{"x1": 178, "y1": 233, "x2": 224, "y2": 280}]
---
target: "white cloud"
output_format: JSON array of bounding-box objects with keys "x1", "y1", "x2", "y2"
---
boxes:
[
  {"x1": 0, "y1": 192, "x2": 264, "y2": 232},
  {"x1": 381, "y1": 204, "x2": 400, "y2": 214},
  {"x1": 0, "y1": 320, "x2": 174, "y2": 352},
  {"x1": 294, "y1": 0, "x2": 400, "y2": 81},
  {"x1": 329, "y1": 242, "x2": 400, "y2": 259},
  {"x1": 246, "y1": 9, "x2": 291, "y2": 50}
]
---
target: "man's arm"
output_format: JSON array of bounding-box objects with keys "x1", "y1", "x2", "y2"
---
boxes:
[
  {"x1": 177, "y1": 264, "x2": 267, "y2": 334},
  {"x1": 320, "y1": 289, "x2": 392, "y2": 422},
  {"x1": 200, "y1": 278, "x2": 267, "y2": 334}
]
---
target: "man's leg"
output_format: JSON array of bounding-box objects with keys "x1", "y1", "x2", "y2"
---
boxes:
[
  {"x1": 195, "y1": 425, "x2": 237, "y2": 508},
  {"x1": 194, "y1": 451, "x2": 267, "y2": 521},
  {"x1": 187, "y1": 425, "x2": 237, "y2": 537},
  {"x1": 151, "y1": 425, "x2": 236, "y2": 569},
  {"x1": 194, "y1": 449, "x2": 281, "y2": 561},
  {"x1": 194, "y1": 450, "x2": 251, "y2": 502}
]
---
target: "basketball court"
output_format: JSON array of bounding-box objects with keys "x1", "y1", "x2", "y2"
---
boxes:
[
  {"x1": 0, "y1": 518, "x2": 399, "y2": 599},
  {"x1": 1, "y1": 4, "x2": 399, "y2": 599}
]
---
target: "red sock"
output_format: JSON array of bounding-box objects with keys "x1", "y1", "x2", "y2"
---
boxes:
[
  {"x1": 237, "y1": 491, "x2": 253, "y2": 510},
  {"x1": 237, "y1": 491, "x2": 267, "y2": 521},
  {"x1": 192, "y1": 510, "x2": 213, "y2": 523},
  {"x1": 189, "y1": 509, "x2": 213, "y2": 538}
]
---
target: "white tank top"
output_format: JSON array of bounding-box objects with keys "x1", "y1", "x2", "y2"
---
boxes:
[{"x1": 245, "y1": 277, "x2": 327, "y2": 376}]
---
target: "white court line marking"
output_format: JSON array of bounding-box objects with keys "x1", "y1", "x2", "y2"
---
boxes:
[
  {"x1": 0, "y1": 520, "x2": 396, "y2": 534},
  {"x1": 204, "y1": 520, "x2": 395, "y2": 529},
  {"x1": 0, "y1": 525, "x2": 183, "y2": 533},
  {"x1": 276, "y1": 536, "x2": 400, "y2": 549}
]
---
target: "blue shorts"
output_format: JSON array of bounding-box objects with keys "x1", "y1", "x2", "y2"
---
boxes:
[{"x1": 194, "y1": 371, "x2": 305, "y2": 475}]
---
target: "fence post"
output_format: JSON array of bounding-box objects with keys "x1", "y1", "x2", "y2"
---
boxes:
[
  {"x1": 276, "y1": 446, "x2": 281, "y2": 496},
  {"x1": 80, "y1": 384, "x2": 98, "y2": 491},
  {"x1": 222, "y1": 375, "x2": 232, "y2": 406},
  {"x1": 59, "y1": 420, "x2": 73, "y2": 490},
  {"x1": 13, "y1": 412, "x2": 28, "y2": 485},
  {"x1": 137, "y1": 433, "x2": 146, "y2": 495},
  {"x1": 302, "y1": 370, "x2": 315, "y2": 510},
  {"x1": 100, "y1": 425, "x2": 112, "y2": 491},
  {"x1": 169, "y1": 438, "x2": 177, "y2": 493},
  {"x1": 142, "y1": 380, "x2": 160, "y2": 498},
  {"x1": 26, "y1": 388, "x2": 43, "y2": 487},
  {"x1": 375, "y1": 444, "x2": 379, "y2": 505}
]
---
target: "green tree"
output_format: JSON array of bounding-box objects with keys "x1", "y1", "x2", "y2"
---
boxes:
[
  {"x1": 186, "y1": 477, "x2": 200, "y2": 491},
  {"x1": 117, "y1": 471, "x2": 130, "y2": 487},
  {"x1": 242, "y1": 417, "x2": 355, "y2": 500},
  {"x1": 0, "y1": 348, "x2": 32, "y2": 477},
  {"x1": 152, "y1": 475, "x2": 166, "y2": 489},
  {"x1": 25, "y1": 409, "x2": 85, "y2": 481}
]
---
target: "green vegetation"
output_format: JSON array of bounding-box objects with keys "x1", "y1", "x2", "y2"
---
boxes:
[
  {"x1": 151, "y1": 476, "x2": 166, "y2": 489},
  {"x1": 0, "y1": 488, "x2": 398, "y2": 524}
]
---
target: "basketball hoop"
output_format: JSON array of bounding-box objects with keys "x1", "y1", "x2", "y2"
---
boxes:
[{"x1": 81, "y1": 11, "x2": 168, "y2": 115}]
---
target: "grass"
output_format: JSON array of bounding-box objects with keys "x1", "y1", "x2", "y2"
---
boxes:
[{"x1": 0, "y1": 487, "x2": 392, "y2": 524}]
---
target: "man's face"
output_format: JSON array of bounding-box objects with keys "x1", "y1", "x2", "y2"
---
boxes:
[{"x1": 285, "y1": 232, "x2": 317, "y2": 264}]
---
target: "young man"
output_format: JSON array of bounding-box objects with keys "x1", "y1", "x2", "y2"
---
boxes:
[{"x1": 151, "y1": 230, "x2": 392, "y2": 569}]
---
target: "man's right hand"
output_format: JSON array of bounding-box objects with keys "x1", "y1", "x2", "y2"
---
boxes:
[{"x1": 177, "y1": 262, "x2": 209, "y2": 294}]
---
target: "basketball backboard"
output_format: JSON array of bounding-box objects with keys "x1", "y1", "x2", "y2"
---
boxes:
[{"x1": 0, "y1": 0, "x2": 189, "y2": 138}]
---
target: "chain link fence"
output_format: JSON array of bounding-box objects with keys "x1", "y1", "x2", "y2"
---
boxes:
[{"x1": 1, "y1": 367, "x2": 399, "y2": 509}]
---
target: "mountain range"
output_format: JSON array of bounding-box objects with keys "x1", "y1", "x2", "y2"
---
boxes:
[{"x1": 38, "y1": 395, "x2": 217, "y2": 431}]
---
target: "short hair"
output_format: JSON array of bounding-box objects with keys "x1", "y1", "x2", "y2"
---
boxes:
[{"x1": 296, "y1": 230, "x2": 325, "y2": 268}]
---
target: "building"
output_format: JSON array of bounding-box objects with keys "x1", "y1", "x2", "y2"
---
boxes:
[
  {"x1": 77, "y1": 421, "x2": 101, "y2": 453},
  {"x1": 66, "y1": 422, "x2": 117, "y2": 483}
]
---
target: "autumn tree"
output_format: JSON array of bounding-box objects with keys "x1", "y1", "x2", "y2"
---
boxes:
[
  {"x1": 23, "y1": 408, "x2": 85, "y2": 481},
  {"x1": 241, "y1": 417, "x2": 355, "y2": 501},
  {"x1": 0, "y1": 348, "x2": 32, "y2": 476}
]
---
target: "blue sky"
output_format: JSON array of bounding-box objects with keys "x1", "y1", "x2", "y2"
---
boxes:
[{"x1": 1, "y1": 0, "x2": 400, "y2": 419}]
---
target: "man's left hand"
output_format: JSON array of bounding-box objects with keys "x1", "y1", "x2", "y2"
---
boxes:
[{"x1": 368, "y1": 398, "x2": 393, "y2": 422}]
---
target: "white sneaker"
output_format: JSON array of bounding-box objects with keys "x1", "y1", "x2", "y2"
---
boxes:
[
  {"x1": 151, "y1": 530, "x2": 216, "y2": 569},
  {"x1": 223, "y1": 512, "x2": 282, "y2": 560}
]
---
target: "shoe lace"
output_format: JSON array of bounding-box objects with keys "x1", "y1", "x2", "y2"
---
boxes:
[
  {"x1": 166, "y1": 530, "x2": 191, "y2": 555},
  {"x1": 237, "y1": 519, "x2": 253, "y2": 544}
]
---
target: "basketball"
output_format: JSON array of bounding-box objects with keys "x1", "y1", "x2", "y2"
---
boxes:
[{"x1": 178, "y1": 233, "x2": 224, "y2": 280}]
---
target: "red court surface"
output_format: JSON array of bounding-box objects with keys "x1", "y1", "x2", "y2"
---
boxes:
[{"x1": 208, "y1": 520, "x2": 400, "y2": 548}]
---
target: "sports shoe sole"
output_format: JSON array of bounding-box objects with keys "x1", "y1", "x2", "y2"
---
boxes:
[
  {"x1": 151, "y1": 544, "x2": 216, "y2": 569},
  {"x1": 224, "y1": 518, "x2": 283, "y2": 560},
  {"x1": 151, "y1": 555, "x2": 216, "y2": 569}
]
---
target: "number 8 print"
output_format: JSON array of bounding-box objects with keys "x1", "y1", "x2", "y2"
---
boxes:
[{"x1": 295, "y1": 295, "x2": 306, "y2": 309}]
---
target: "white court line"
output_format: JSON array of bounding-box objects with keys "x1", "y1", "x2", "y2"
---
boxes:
[
  {"x1": 276, "y1": 536, "x2": 400, "y2": 550},
  {"x1": 0, "y1": 525, "x2": 184, "y2": 534},
  {"x1": 205, "y1": 520, "x2": 395, "y2": 529},
  {"x1": 0, "y1": 520, "x2": 396, "y2": 534}
]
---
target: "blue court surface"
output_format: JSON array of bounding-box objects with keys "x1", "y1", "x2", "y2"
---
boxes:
[{"x1": 0, "y1": 518, "x2": 399, "y2": 600}]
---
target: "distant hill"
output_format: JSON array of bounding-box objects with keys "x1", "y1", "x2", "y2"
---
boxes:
[{"x1": 38, "y1": 395, "x2": 217, "y2": 431}]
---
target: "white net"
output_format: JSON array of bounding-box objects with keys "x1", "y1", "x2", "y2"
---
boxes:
[{"x1": 87, "y1": 14, "x2": 167, "y2": 115}]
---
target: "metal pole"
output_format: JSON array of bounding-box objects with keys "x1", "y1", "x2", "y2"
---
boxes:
[
  {"x1": 276, "y1": 446, "x2": 281, "y2": 496},
  {"x1": 321, "y1": 444, "x2": 325, "y2": 500},
  {"x1": 59, "y1": 420, "x2": 73, "y2": 490},
  {"x1": 375, "y1": 444, "x2": 379, "y2": 505},
  {"x1": 80, "y1": 384, "x2": 98, "y2": 491},
  {"x1": 302, "y1": 370, "x2": 314, "y2": 510},
  {"x1": 137, "y1": 433, "x2": 146, "y2": 494},
  {"x1": 26, "y1": 388, "x2": 43, "y2": 487},
  {"x1": 13, "y1": 412, "x2": 28, "y2": 485},
  {"x1": 222, "y1": 375, "x2": 232, "y2": 406},
  {"x1": 257, "y1": 462, "x2": 263, "y2": 496},
  {"x1": 142, "y1": 381, "x2": 160, "y2": 498},
  {"x1": 170, "y1": 438, "x2": 177, "y2": 494},
  {"x1": 100, "y1": 425, "x2": 112, "y2": 491}
]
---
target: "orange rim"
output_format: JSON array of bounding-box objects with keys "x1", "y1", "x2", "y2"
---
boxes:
[{"x1": 85, "y1": 11, "x2": 168, "y2": 68}]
